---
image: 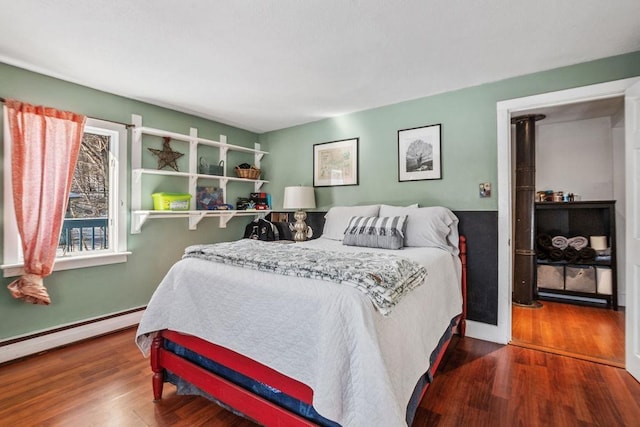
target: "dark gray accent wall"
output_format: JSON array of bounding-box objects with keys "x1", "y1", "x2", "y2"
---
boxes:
[{"x1": 454, "y1": 211, "x2": 499, "y2": 325}]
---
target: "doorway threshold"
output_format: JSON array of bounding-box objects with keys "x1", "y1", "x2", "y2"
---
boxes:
[{"x1": 509, "y1": 339, "x2": 624, "y2": 368}]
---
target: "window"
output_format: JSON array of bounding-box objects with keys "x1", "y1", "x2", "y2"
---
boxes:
[{"x1": 2, "y1": 117, "x2": 129, "y2": 277}]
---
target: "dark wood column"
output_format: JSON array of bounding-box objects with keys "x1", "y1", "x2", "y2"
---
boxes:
[{"x1": 512, "y1": 114, "x2": 545, "y2": 307}]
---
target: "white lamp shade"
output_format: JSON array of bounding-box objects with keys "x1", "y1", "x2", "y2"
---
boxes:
[{"x1": 283, "y1": 186, "x2": 316, "y2": 210}]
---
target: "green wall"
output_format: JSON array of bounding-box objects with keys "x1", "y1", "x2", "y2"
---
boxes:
[
  {"x1": 0, "y1": 63, "x2": 259, "y2": 340},
  {"x1": 2, "y1": 50, "x2": 640, "y2": 341},
  {"x1": 260, "y1": 51, "x2": 640, "y2": 211}
]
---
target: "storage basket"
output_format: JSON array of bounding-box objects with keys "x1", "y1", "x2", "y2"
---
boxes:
[
  {"x1": 235, "y1": 166, "x2": 261, "y2": 180},
  {"x1": 209, "y1": 160, "x2": 225, "y2": 176},
  {"x1": 596, "y1": 267, "x2": 613, "y2": 295},
  {"x1": 565, "y1": 266, "x2": 596, "y2": 293},
  {"x1": 200, "y1": 158, "x2": 224, "y2": 176},
  {"x1": 152, "y1": 192, "x2": 191, "y2": 211},
  {"x1": 536, "y1": 264, "x2": 564, "y2": 290}
]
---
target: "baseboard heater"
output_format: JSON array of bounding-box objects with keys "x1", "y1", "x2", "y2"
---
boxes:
[{"x1": 0, "y1": 306, "x2": 145, "y2": 365}]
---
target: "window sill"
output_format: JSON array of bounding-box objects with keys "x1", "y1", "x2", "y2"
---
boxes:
[{"x1": 1, "y1": 251, "x2": 131, "y2": 278}]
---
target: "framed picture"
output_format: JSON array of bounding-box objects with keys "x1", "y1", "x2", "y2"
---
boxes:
[
  {"x1": 313, "y1": 138, "x2": 359, "y2": 187},
  {"x1": 397, "y1": 124, "x2": 442, "y2": 181}
]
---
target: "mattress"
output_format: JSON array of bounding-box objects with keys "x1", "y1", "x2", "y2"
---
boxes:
[
  {"x1": 162, "y1": 313, "x2": 459, "y2": 426},
  {"x1": 136, "y1": 237, "x2": 462, "y2": 426}
]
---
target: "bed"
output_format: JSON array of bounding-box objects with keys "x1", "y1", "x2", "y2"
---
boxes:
[{"x1": 136, "y1": 204, "x2": 467, "y2": 426}]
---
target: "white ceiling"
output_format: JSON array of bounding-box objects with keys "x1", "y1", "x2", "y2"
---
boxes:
[{"x1": 0, "y1": 1, "x2": 639, "y2": 133}]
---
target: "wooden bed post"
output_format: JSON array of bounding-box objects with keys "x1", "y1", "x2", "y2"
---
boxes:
[
  {"x1": 151, "y1": 333, "x2": 164, "y2": 401},
  {"x1": 459, "y1": 235, "x2": 467, "y2": 337}
]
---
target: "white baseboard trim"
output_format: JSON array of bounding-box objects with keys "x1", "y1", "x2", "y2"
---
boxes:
[
  {"x1": 0, "y1": 308, "x2": 145, "y2": 364},
  {"x1": 466, "y1": 319, "x2": 509, "y2": 345}
]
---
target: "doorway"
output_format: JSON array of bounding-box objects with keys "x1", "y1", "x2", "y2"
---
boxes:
[
  {"x1": 509, "y1": 97, "x2": 626, "y2": 366},
  {"x1": 493, "y1": 77, "x2": 640, "y2": 382}
]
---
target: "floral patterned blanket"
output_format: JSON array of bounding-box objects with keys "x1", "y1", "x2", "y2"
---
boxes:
[{"x1": 183, "y1": 239, "x2": 427, "y2": 315}]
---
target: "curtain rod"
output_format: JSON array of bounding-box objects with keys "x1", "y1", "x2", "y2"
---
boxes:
[{"x1": 0, "y1": 96, "x2": 135, "y2": 128}]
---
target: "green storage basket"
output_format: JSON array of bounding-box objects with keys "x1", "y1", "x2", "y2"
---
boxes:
[{"x1": 152, "y1": 192, "x2": 191, "y2": 211}]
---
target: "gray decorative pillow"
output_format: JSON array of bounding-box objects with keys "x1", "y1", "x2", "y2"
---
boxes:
[{"x1": 342, "y1": 215, "x2": 407, "y2": 250}]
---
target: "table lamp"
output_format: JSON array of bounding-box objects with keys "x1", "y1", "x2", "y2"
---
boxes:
[{"x1": 283, "y1": 186, "x2": 316, "y2": 242}]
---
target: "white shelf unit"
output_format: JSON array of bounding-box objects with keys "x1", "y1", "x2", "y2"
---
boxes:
[{"x1": 130, "y1": 114, "x2": 270, "y2": 233}]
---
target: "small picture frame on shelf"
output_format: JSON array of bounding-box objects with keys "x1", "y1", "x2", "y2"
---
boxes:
[
  {"x1": 196, "y1": 186, "x2": 224, "y2": 210},
  {"x1": 271, "y1": 212, "x2": 290, "y2": 222}
]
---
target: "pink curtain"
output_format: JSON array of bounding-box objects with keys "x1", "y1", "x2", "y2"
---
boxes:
[{"x1": 6, "y1": 100, "x2": 86, "y2": 305}]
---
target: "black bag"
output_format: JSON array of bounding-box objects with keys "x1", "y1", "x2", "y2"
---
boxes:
[
  {"x1": 243, "y1": 218, "x2": 279, "y2": 241},
  {"x1": 272, "y1": 222, "x2": 295, "y2": 241}
]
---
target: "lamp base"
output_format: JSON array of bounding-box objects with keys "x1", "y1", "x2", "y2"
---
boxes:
[{"x1": 293, "y1": 210, "x2": 308, "y2": 242}]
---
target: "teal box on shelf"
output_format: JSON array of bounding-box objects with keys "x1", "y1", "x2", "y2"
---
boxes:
[
  {"x1": 199, "y1": 158, "x2": 224, "y2": 176},
  {"x1": 209, "y1": 160, "x2": 224, "y2": 176}
]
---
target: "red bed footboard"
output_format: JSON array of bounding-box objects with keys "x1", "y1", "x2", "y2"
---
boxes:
[
  {"x1": 151, "y1": 331, "x2": 316, "y2": 426},
  {"x1": 150, "y1": 235, "x2": 468, "y2": 425}
]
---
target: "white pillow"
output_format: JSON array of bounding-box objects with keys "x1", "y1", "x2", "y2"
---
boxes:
[
  {"x1": 378, "y1": 205, "x2": 459, "y2": 254},
  {"x1": 322, "y1": 205, "x2": 381, "y2": 240},
  {"x1": 380, "y1": 203, "x2": 419, "y2": 209}
]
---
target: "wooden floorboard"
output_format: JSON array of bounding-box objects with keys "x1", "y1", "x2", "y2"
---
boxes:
[
  {"x1": 511, "y1": 300, "x2": 625, "y2": 366},
  {"x1": 1, "y1": 327, "x2": 639, "y2": 426},
  {"x1": 417, "y1": 337, "x2": 640, "y2": 426}
]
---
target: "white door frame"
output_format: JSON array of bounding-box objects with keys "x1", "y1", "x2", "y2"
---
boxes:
[
  {"x1": 624, "y1": 80, "x2": 640, "y2": 381},
  {"x1": 477, "y1": 77, "x2": 640, "y2": 345}
]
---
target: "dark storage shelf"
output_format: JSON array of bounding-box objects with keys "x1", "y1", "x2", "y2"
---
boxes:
[
  {"x1": 536, "y1": 258, "x2": 612, "y2": 267},
  {"x1": 537, "y1": 289, "x2": 610, "y2": 308},
  {"x1": 535, "y1": 200, "x2": 617, "y2": 310}
]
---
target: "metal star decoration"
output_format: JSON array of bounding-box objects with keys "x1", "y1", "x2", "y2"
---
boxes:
[{"x1": 148, "y1": 137, "x2": 184, "y2": 171}]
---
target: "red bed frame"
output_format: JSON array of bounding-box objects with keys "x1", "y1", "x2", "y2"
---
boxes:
[{"x1": 150, "y1": 236, "x2": 467, "y2": 426}]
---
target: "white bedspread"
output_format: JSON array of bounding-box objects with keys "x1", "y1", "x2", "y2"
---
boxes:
[{"x1": 135, "y1": 237, "x2": 462, "y2": 427}]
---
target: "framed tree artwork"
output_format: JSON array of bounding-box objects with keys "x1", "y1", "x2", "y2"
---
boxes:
[
  {"x1": 313, "y1": 138, "x2": 359, "y2": 187},
  {"x1": 397, "y1": 124, "x2": 442, "y2": 181}
]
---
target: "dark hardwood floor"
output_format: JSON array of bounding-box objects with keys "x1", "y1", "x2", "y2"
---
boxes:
[
  {"x1": 1, "y1": 327, "x2": 639, "y2": 426},
  {"x1": 512, "y1": 300, "x2": 625, "y2": 367}
]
